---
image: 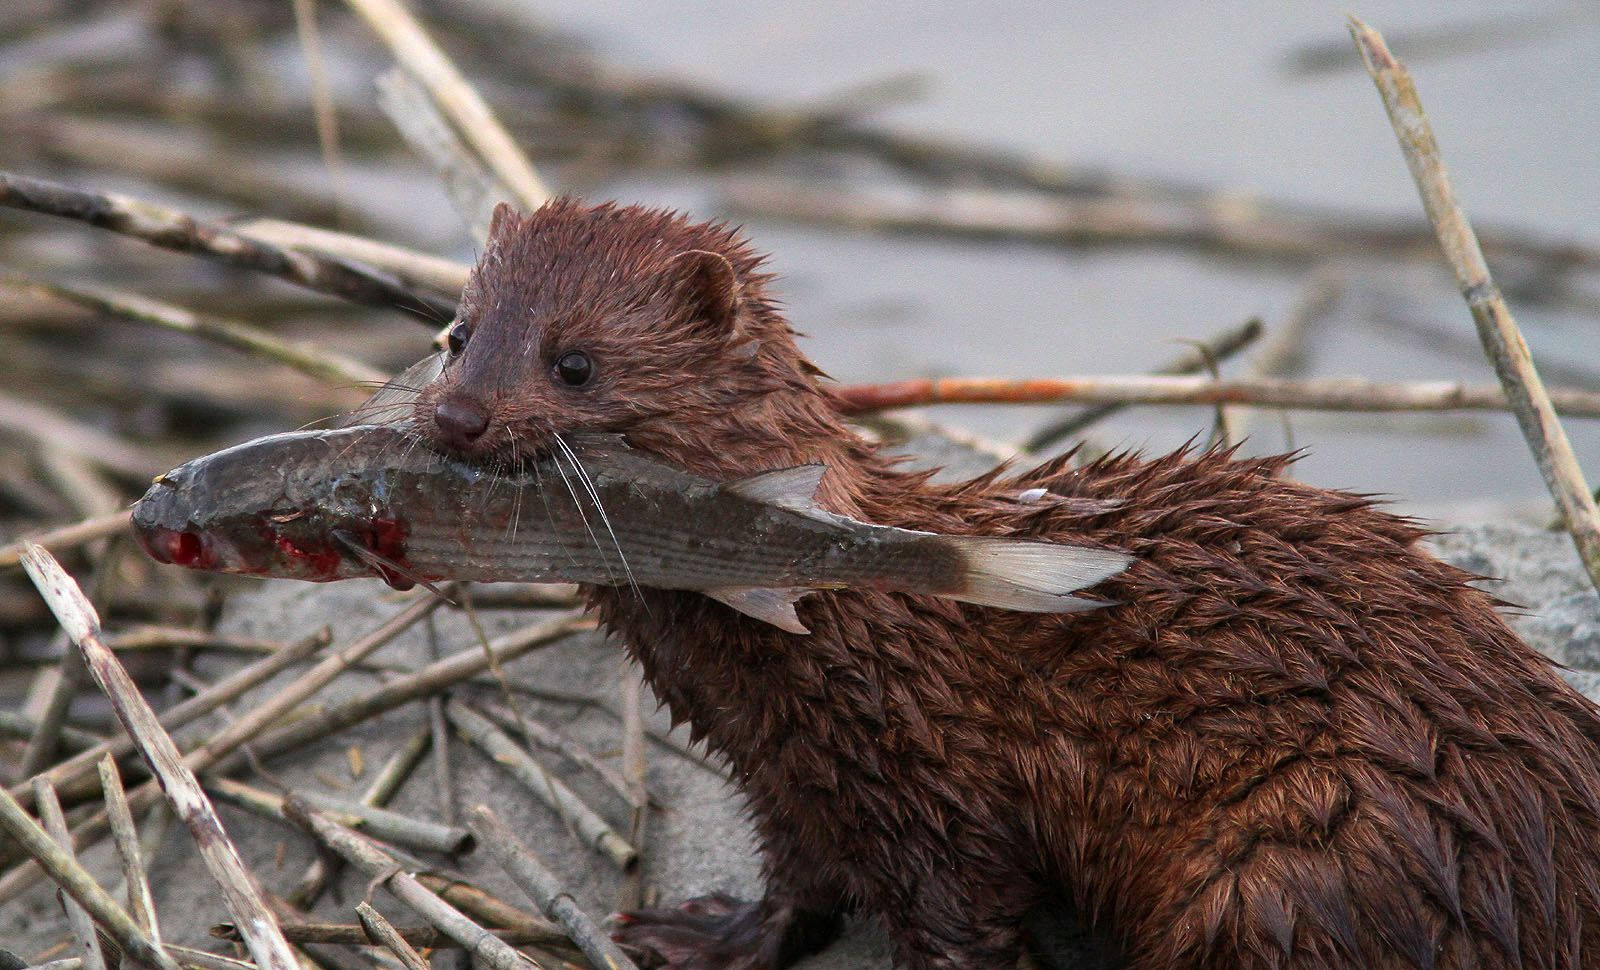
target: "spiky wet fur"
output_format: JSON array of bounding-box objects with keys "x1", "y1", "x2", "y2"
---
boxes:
[{"x1": 422, "y1": 199, "x2": 1600, "y2": 970}]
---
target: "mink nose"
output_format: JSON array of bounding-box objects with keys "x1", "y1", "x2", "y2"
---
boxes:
[{"x1": 434, "y1": 397, "x2": 490, "y2": 448}]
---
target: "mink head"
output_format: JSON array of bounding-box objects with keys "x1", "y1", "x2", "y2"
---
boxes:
[{"x1": 415, "y1": 199, "x2": 832, "y2": 476}]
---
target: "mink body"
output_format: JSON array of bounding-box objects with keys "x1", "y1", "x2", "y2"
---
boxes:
[{"x1": 416, "y1": 199, "x2": 1600, "y2": 970}]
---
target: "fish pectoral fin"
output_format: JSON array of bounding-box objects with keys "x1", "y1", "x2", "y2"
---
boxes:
[
  {"x1": 724, "y1": 464, "x2": 828, "y2": 513},
  {"x1": 704, "y1": 587, "x2": 812, "y2": 634}
]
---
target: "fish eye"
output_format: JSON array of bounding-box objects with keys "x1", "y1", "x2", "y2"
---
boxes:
[
  {"x1": 446, "y1": 322, "x2": 471, "y2": 357},
  {"x1": 555, "y1": 350, "x2": 593, "y2": 387}
]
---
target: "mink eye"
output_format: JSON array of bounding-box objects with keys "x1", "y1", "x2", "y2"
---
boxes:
[
  {"x1": 446, "y1": 322, "x2": 471, "y2": 357},
  {"x1": 555, "y1": 350, "x2": 593, "y2": 387}
]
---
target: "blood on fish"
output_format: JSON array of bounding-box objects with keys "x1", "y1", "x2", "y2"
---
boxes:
[
  {"x1": 272, "y1": 534, "x2": 341, "y2": 578},
  {"x1": 137, "y1": 526, "x2": 212, "y2": 569}
]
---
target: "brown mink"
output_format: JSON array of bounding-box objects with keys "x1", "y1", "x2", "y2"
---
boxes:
[{"x1": 414, "y1": 199, "x2": 1600, "y2": 970}]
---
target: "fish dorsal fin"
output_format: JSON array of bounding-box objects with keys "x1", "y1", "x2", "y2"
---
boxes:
[
  {"x1": 724, "y1": 465, "x2": 827, "y2": 513},
  {"x1": 704, "y1": 587, "x2": 812, "y2": 634},
  {"x1": 339, "y1": 352, "x2": 444, "y2": 428}
]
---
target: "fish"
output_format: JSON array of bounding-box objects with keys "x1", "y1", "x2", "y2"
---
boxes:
[{"x1": 131, "y1": 424, "x2": 1132, "y2": 633}]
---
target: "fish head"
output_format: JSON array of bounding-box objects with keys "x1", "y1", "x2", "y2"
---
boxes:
[
  {"x1": 131, "y1": 428, "x2": 410, "y2": 583},
  {"x1": 411, "y1": 200, "x2": 794, "y2": 479}
]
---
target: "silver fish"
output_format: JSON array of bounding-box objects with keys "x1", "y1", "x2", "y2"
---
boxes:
[{"x1": 132, "y1": 425, "x2": 1130, "y2": 633}]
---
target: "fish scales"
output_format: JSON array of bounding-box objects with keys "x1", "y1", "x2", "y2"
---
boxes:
[{"x1": 132, "y1": 424, "x2": 1132, "y2": 631}]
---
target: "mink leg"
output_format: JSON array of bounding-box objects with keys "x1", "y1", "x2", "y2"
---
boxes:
[{"x1": 613, "y1": 890, "x2": 845, "y2": 970}]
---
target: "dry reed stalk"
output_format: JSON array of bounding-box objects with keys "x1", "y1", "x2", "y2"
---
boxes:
[
  {"x1": 724, "y1": 178, "x2": 1600, "y2": 271},
  {"x1": 9, "y1": 275, "x2": 388, "y2": 388},
  {"x1": 354, "y1": 902, "x2": 431, "y2": 970},
  {"x1": 0, "y1": 783, "x2": 178, "y2": 970},
  {"x1": 103, "y1": 627, "x2": 304, "y2": 655},
  {"x1": 445, "y1": 700, "x2": 637, "y2": 871},
  {"x1": 233, "y1": 219, "x2": 469, "y2": 296},
  {"x1": 0, "y1": 509, "x2": 128, "y2": 570},
  {"x1": 835, "y1": 373, "x2": 1600, "y2": 418},
  {"x1": 288, "y1": 0, "x2": 345, "y2": 216},
  {"x1": 18, "y1": 544, "x2": 300, "y2": 970},
  {"x1": 0, "y1": 171, "x2": 456, "y2": 323},
  {"x1": 202, "y1": 776, "x2": 473, "y2": 856},
  {"x1": 10, "y1": 627, "x2": 333, "y2": 808},
  {"x1": 97, "y1": 755, "x2": 160, "y2": 944},
  {"x1": 23, "y1": 115, "x2": 348, "y2": 227},
  {"x1": 1023, "y1": 317, "x2": 1264, "y2": 452},
  {"x1": 282, "y1": 799, "x2": 549, "y2": 970},
  {"x1": 468, "y1": 805, "x2": 640, "y2": 970},
  {"x1": 1350, "y1": 18, "x2": 1600, "y2": 592},
  {"x1": 0, "y1": 391, "x2": 165, "y2": 479},
  {"x1": 32, "y1": 780, "x2": 107, "y2": 970},
  {"x1": 472, "y1": 700, "x2": 642, "y2": 812},
  {"x1": 286, "y1": 729, "x2": 430, "y2": 908},
  {"x1": 214, "y1": 920, "x2": 558, "y2": 948},
  {"x1": 163, "y1": 945, "x2": 259, "y2": 970},
  {"x1": 0, "y1": 711, "x2": 100, "y2": 752},
  {"x1": 340, "y1": 0, "x2": 549, "y2": 210},
  {"x1": 0, "y1": 599, "x2": 431, "y2": 902},
  {"x1": 225, "y1": 612, "x2": 593, "y2": 774},
  {"x1": 376, "y1": 68, "x2": 502, "y2": 241}
]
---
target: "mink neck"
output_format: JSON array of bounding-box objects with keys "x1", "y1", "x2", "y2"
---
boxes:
[{"x1": 625, "y1": 379, "x2": 902, "y2": 520}]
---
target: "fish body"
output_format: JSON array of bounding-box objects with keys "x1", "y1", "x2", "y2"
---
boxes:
[{"x1": 133, "y1": 425, "x2": 1130, "y2": 631}]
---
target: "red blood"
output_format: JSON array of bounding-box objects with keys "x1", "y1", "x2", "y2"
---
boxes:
[
  {"x1": 272, "y1": 535, "x2": 343, "y2": 578},
  {"x1": 370, "y1": 517, "x2": 407, "y2": 562},
  {"x1": 136, "y1": 527, "x2": 210, "y2": 568}
]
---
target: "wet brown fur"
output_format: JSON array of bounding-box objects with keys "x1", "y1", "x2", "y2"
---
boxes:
[{"x1": 417, "y1": 199, "x2": 1600, "y2": 970}]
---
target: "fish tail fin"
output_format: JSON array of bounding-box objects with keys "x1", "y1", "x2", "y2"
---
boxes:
[{"x1": 943, "y1": 537, "x2": 1132, "y2": 613}]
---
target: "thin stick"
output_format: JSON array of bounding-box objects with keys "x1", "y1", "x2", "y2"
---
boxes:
[
  {"x1": 97, "y1": 755, "x2": 160, "y2": 944},
  {"x1": 0, "y1": 598, "x2": 430, "y2": 901},
  {"x1": 10, "y1": 274, "x2": 388, "y2": 388},
  {"x1": 1350, "y1": 18, "x2": 1600, "y2": 591},
  {"x1": 1023, "y1": 317, "x2": 1263, "y2": 452},
  {"x1": 341, "y1": 0, "x2": 549, "y2": 210},
  {"x1": 18, "y1": 545, "x2": 300, "y2": 970},
  {"x1": 446, "y1": 700, "x2": 637, "y2": 871},
  {"x1": 834, "y1": 373, "x2": 1600, "y2": 418},
  {"x1": 287, "y1": 729, "x2": 430, "y2": 908},
  {"x1": 0, "y1": 711, "x2": 100, "y2": 751},
  {"x1": 289, "y1": 0, "x2": 347, "y2": 221},
  {"x1": 473, "y1": 700, "x2": 644, "y2": 814},
  {"x1": 0, "y1": 784, "x2": 178, "y2": 970},
  {"x1": 20, "y1": 529, "x2": 122, "y2": 780},
  {"x1": 227, "y1": 612, "x2": 592, "y2": 774},
  {"x1": 104, "y1": 627, "x2": 305, "y2": 655},
  {"x1": 0, "y1": 171, "x2": 456, "y2": 323},
  {"x1": 0, "y1": 510, "x2": 128, "y2": 569},
  {"x1": 203, "y1": 777, "x2": 474, "y2": 856},
  {"x1": 354, "y1": 902, "x2": 430, "y2": 970},
  {"x1": 376, "y1": 68, "x2": 502, "y2": 241},
  {"x1": 32, "y1": 780, "x2": 107, "y2": 970},
  {"x1": 233, "y1": 219, "x2": 468, "y2": 296},
  {"x1": 0, "y1": 391, "x2": 164, "y2": 479},
  {"x1": 215, "y1": 920, "x2": 562, "y2": 949},
  {"x1": 11, "y1": 627, "x2": 333, "y2": 808},
  {"x1": 282, "y1": 800, "x2": 548, "y2": 970},
  {"x1": 468, "y1": 805, "x2": 640, "y2": 970},
  {"x1": 724, "y1": 178, "x2": 1600, "y2": 271}
]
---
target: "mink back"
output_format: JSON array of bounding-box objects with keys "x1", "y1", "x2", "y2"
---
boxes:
[{"x1": 592, "y1": 442, "x2": 1600, "y2": 970}]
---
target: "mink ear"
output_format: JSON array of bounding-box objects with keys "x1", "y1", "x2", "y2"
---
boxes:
[
  {"x1": 670, "y1": 249, "x2": 741, "y2": 338},
  {"x1": 486, "y1": 202, "x2": 523, "y2": 242}
]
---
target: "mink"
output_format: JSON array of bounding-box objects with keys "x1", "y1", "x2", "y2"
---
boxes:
[{"x1": 414, "y1": 198, "x2": 1600, "y2": 970}]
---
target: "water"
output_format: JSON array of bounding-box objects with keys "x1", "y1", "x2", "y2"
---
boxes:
[{"x1": 513, "y1": 0, "x2": 1600, "y2": 520}]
